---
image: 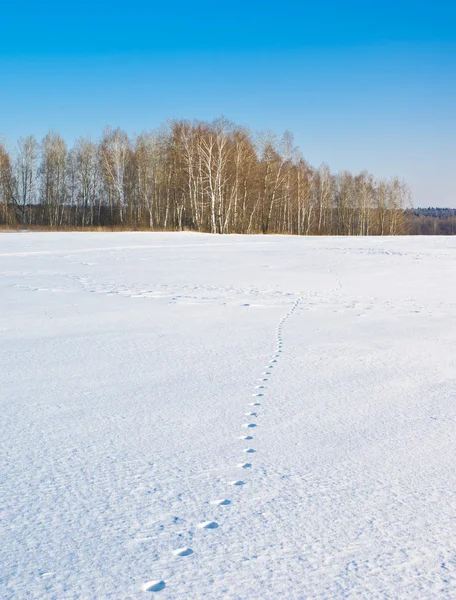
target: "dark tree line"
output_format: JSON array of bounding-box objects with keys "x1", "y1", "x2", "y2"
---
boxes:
[
  {"x1": 0, "y1": 119, "x2": 411, "y2": 234},
  {"x1": 407, "y1": 208, "x2": 456, "y2": 235}
]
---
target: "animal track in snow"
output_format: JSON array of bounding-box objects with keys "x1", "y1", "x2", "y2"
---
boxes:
[
  {"x1": 173, "y1": 547, "x2": 193, "y2": 557},
  {"x1": 198, "y1": 521, "x2": 219, "y2": 529},
  {"x1": 145, "y1": 297, "x2": 300, "y2": 594},
  {"x1": 142, "y1": 580, "x2": 166, "y2": 592}
]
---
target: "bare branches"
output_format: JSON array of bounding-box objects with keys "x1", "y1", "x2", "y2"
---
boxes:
[{"x1": 0, "y1": 120, "x2": 411, "y2": 234}]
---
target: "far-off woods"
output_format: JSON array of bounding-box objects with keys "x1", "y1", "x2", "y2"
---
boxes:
[{"x1": 0, "y1": 118, "x2": 411, "y2": 234}]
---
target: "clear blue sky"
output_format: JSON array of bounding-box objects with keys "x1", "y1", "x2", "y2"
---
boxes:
[{"x1": 1, "y1": 0, "x2": 455, "y2": 206}]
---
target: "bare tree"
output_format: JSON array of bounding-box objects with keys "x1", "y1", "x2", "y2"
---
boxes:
[
  {"x1": 16, "y1": 136, "x2": 39, "y2": 225},
  {"x1": 0, "y1": 141, "x2": 15, "y2": 224},
  {"x1": 40, "y1": 132, "x2": 67, "y2": 226},
  {"x1": 74, "y1": 137, "x2": 100, "y2": 227},
  {"x1": 99, "y1": 127, "x2": 130, "y2": 224}
]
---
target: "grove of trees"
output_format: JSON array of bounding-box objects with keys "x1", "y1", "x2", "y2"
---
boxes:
[{"x1": 0, "y1": 118, "x2": 411, "y2": 235}]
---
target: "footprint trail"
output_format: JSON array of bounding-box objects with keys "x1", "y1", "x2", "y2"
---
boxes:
[{"x1": 140, "y1": 297, "x2": 300, "y2": 592}]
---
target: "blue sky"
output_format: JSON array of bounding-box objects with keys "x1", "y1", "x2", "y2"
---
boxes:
[{"x1": 1, "y1": 0, "x2": 455, "y2": 206}]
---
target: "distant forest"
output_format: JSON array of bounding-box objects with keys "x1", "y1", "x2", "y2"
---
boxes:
[
  {"x1": 0, "y1": 118, "x2": 451, "y2": 235},
  {"x1": 406, "y1": 208, "x2": 456, "y2": 235}
]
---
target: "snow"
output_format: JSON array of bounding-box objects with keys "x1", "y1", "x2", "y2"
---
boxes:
[{"x1": 1, "y1": 232, "x2": 456, "y2": 599}]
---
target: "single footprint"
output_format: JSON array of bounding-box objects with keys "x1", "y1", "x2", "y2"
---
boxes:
[
  {"x1": 255, "y1": 385, "x2": 265, "y2": 389},
  {"x1": 259, "y1": 378, "x2": 268, "y2": 382},
  {"x1": 240, "y1": 435, "x2": 253, "y2": 440},
  {"x1": 211, "y1": 499, "x2": 231, "y2": 506},
  {"x1": 245, "y1": 412, "x2": 258, "y2": 417},
  {"x1": 199, "y1": 521, "x2": 219, "y2": 529},
  {"x1": 243, "y1": 423, "x2": 257, "y2": 428},
  {"x1": 253, "y1": 393, "x2": 263, "y2": 397},
  {"x1": 244, "y1": 448, "x2": 256, "y2": 453},
  {"x1": 173, "y1": 547, "x2": 193, "y2": 557},
  {"x1": 248, "y1": 402, "x2": 261, "y2": 406},
  {"x1": 231, "y1": 480, "x2": 245, "y2": 486},
  {"x1": 142, "y1": 580, "x2": 166, "y2": 592},
  {"x1": 238, "y1": 463, "x2": 252, "y2": 469}
]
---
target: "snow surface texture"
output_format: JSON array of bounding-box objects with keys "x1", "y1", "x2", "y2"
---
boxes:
[{"x1": 1, "y1": 232, "x2": 456, "y2": 599}]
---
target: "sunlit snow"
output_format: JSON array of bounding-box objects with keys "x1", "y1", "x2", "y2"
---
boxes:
[{"x1": 2, "y1": 232, "x2": 456, "y2": 599}]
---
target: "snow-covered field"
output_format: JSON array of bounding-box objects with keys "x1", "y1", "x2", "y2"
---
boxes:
[{"x1": 2, "y1": 233, "x2": 456, "y2": 599}]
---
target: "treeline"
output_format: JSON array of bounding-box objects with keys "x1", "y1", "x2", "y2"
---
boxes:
[
  {"x1": 407, "y1": 208, "x2": 456, "y2": 235},
  {"x1": 0, "y1": 119, "x2": 410, "y2": 235}
]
